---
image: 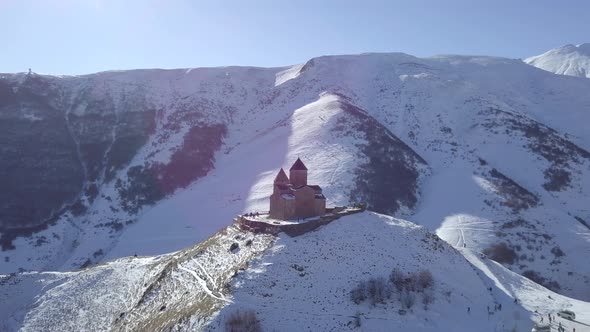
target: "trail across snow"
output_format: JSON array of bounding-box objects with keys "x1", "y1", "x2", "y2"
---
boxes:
[
  {"x1": 178, "y1": 266, "x2": 230, "y2": 303},
  {"x1": 207, "y1": 212, "x2": 544, "y2": 331},
  {"x1": 459, "y1": 248, "x2": 590, "y2": 332}
]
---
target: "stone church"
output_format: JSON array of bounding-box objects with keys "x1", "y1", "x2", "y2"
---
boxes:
[{"x1": 269, "y1": 158, "x2": 326, "y2": 220}]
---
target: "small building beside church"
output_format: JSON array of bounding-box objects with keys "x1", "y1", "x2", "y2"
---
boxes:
[{"x1": 269, "y1": 158, "x2": 326, "y2": 220}]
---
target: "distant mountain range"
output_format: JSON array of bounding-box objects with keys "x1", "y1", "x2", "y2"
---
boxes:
[{"x1": 526, "y1": 43, "x2": 590, "y2": 78}]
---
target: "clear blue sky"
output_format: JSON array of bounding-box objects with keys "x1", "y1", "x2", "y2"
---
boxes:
[{"x1": 1, "y1": 0, "x2": 589, "y2": 75}]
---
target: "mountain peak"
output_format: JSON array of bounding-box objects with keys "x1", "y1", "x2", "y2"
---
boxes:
[
  {"x1": 554, "y1": 43, "x2": 590, "y2": 55},
  {"x1": 576, "y1": 42, "x2": 590, "y2": 53},
  {"x1": 525, "y1": 43, "x2": 590, "y2": 78}
]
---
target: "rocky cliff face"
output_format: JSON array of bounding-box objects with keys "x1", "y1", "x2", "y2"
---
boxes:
[
  {"x1": 0, "y1": 73, "x2": 159, "y2": 229},
  {"x1": 0, "y1": 71, "x2": 230, "y2": 252},
  {"x1": 335, "y1": 100, "x2": 428, "y2": 215},
  {"x1": 0, "y1": 75, "x2": 85, "y2": 233}
]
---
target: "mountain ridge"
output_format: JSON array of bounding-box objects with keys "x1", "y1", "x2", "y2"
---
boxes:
[
  {"x1": 1, "y1": 51, "x2": 589, "y2": 305},
  {"x1": 525, "y1": 43, "x2": 590, "y2": 78}
]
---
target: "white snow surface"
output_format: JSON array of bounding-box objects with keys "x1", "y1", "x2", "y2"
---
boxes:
[
  {"x1": 525, "y1": 43, "x2": 590, "y2": 78},
  {"x1": 3, "y1": 212, "x2": 588, "y2": 331},
  {"x1": 206, "y1": 212, "x2": 590, "y2": 331},
  {"x1": 1, "y1": 51, "x2": 590, "y2": 307}
]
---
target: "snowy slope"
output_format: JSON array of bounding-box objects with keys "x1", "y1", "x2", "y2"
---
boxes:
[
  {"x1": 2, "y1": 52, "x2": 590, "y2": 303},
  {"x1": 1, "y1": 222, "x2": 276, "y2": 331},
  {"x1": 2, "y1": 212, "x2": 588, "y2": 332},
  {"x1": 209, "y1": 212, "x2": 590, "y2": 331},
  {"x1": 104, "y1": 92, "x2": 428, "y2": 260},
  {"x1": 208, "y1": 212, "x2": 530, "y2": 332},
  {"x1": 525, "y1": 43, "x2": 590, "y2": 78}
]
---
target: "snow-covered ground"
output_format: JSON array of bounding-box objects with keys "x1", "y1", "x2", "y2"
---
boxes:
[
  {"x1": 1, "y1": 49, "x2": 590, "y2": 315},
  {"x1": 1, "y1": 222, "x2": 276, "y2": 331},
  {"x1": 104, "y1": 93, "x2": 371, "y2": 260},
  {"x1": 207, "y1": 212, "x2": 590, "y2": 332},
  {"x1": 3, "y1": 211, "x2": 588, "y2": 331},
  {"x1": 462, "y1": 247, "x2": 590, "y2": 332}
]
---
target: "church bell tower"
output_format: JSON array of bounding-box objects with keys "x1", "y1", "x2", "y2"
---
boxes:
[{"x1": 289, "y1": 158, "x2": 308, "y2": 187}]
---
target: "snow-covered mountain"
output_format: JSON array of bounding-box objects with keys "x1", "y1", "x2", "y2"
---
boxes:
[
  {"x1": 2, "y1": 212, "x2": 588, "y2": 331},
  {"x1": 1, "y1": 51, "x2": 590, "y2": 325},
  {"x1": 525, "y1": 43, "x2": 590, "y2": 78}
]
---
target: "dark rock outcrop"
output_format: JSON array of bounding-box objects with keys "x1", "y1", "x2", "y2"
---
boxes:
[
  {"x1": 480, "y1": 108, "x2": 590, "y2": 192},
  {"x1": 334, "y1": 101, "x2": 429, "y2": 215},
  {"x1": 0, "y1": 73, "x2": 226, "y2": 248},
  {"x1": 0, "y1": 75, "x2": 84, "y2": 231}
]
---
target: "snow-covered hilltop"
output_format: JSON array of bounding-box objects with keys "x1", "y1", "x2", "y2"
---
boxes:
[
  {"x1": 525, "y1": 43, "x2": 590, "y2": 78},
  {"x1": 2, "y1": 212, "x2": 588, "y2": 331}
]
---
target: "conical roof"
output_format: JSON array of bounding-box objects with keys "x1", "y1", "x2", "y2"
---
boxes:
[
  {"x1": 274, "y1": 168, "x2": 289, "y2": 183},
  {"x1": 290, "y1": 158, "x2": 308, "y2": 171}
]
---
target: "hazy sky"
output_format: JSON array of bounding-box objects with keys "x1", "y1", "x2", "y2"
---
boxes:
[{"x1": 1, "y1": 0, "x2": 589, "y2": 75}]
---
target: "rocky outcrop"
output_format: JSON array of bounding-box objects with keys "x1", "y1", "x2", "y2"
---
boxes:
[
  {"x1": 0, "y1": 73, "x2": 226, "y2": 247},
  {"x1": 0, "y1": 75, "x2": 84, "y2": 231},
  {"x1": 480, "y1": 107, "x2": 590, "y2": 192},
  {"x1": 335, "y1": 101, "x2": 429, "y2": 215}
]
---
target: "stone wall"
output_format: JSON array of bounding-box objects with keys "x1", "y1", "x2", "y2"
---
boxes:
[
  {"x1": 269, "y1": 193, "x2": 296, "y2": 220},
  {"x1": 237, "y1": 207, "x2": 365, "y2": 238},
  {"x1": 294, "y1": 186, "x2": 316, "y2": 219},
  {"x1": 289, "y1": 169, "x2": 307, "y2": 187},
  {"x1": 315, "y1": 198, "x2": 326, "y2": 217}
]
